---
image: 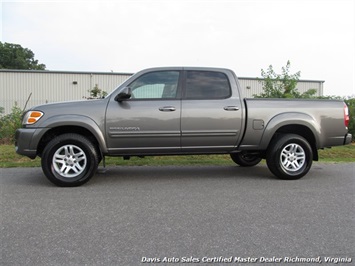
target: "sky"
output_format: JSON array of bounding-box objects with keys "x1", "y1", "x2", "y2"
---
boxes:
[{"x1": 1, "y1": 0, "x2": 355, "y2": 96}]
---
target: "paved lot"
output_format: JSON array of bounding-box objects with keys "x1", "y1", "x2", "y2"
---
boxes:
[{"x1": 1, "y1": 163, "x2": 354, "y2": 265}]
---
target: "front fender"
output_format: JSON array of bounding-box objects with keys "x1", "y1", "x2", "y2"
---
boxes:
[{"x1": 37, "y1": 114, "x2": 108, "y2": 153}]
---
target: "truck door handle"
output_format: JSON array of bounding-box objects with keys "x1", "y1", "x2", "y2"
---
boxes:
[
  {"x1": 159, "y1": 106, "x2": 176, "y2": 112},
  {"x1": 224, "y1": 106, "x2": 239, "y2": 111}
]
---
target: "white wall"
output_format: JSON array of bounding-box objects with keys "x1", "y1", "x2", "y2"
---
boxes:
[{"x1": 0, "y1": 70, "x2": 324, "y2": 114}]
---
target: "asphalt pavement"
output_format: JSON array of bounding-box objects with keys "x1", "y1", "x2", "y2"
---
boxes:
[{"x1": 1, "y1": 163, "x2": 354, "y2": 265}]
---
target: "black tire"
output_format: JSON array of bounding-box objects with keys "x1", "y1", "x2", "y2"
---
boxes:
[
  {"x1": 41, "y1": 133, "x2": 99, "y2": 187},
  {"x1": 266, "y1": 134, "x2": 313, "y2": 180},
  {"x1": 230, "y1": 152, "x2": 262, "y2": 167}
]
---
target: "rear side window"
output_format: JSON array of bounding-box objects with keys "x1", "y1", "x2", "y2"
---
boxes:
[{"x1": 185, "y1": 71, "x2": 231, "y2": 99}]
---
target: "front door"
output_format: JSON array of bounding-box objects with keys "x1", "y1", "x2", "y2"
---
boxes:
[{"x1": 106, "y1": 70, "x2": 181, "y2": 155}]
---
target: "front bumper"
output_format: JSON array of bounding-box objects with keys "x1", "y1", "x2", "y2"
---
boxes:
[
  {"x1": 15, "y1": 128, "x2": 42, "y2": 159},
  {"x1": 344, "y1": 133, "x2": 352, "y2": 145}
]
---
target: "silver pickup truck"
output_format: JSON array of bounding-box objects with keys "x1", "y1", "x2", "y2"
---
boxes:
[{"x1": 15, "y1": 67, "x2": 352, "y2": 186}]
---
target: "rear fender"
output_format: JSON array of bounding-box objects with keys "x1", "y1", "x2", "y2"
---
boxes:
[{"x1": 259, "y1": 112, "x2": 321, "y2": 150}]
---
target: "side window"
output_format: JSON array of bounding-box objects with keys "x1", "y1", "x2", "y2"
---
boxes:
[
  {"x1": 129, "y1": 71, "x2": 180, "y2": 99},
  {"x1": 185, "y1": 71, "x2": 231, "y2": 99}
]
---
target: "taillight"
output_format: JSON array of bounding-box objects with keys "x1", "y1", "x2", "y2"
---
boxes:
[{"x1": 344, "y1": 103, "x2": 349, "y2": 128}]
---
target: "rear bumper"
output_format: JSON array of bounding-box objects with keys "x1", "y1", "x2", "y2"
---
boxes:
[{"x1": 344, "y1": 133, "x2": 352, "y2": 145}]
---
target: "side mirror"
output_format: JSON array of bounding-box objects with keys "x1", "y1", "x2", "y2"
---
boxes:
[{"x1": 114, "y1": 87, "x2": 132, "y2": 102}]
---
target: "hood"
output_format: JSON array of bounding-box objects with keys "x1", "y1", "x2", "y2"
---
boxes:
[{"x1": 29, "y1": 99, "x2": 107, "y2": 115}]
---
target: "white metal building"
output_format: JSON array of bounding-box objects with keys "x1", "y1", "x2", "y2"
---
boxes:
[{"x1": 0, "y1": 69, "x2": 324, "y2": 114}]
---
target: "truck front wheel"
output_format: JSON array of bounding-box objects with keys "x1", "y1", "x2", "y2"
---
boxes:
[
  {"x1": 266, "y1": 134, "x2": 313, "y2": 180},
  {"x1": 41, "y1": 133, "x2": 99, "y2": 187}
]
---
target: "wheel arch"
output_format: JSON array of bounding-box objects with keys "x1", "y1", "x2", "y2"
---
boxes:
[
  {"x1": 273, "y1": 125, "x2": 318, "y2": 161},
  {"x1": 260, "y1": 113, "x2": 320, "y2": 161},
  {"x1": 36, "y1": 115, "x2": 107, "y2": 157}
]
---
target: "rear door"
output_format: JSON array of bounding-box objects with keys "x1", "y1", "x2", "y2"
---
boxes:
[
  {"x1": 181, "y1": 70, "x2": 243, "y2": 152},
  {"x1": 105, "y1": 70, "x2": 182, "y2": 155}
]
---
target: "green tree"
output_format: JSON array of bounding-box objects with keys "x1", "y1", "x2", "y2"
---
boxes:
[
  {"x1": 255, "y1": 60, "x2": 316, "y2": 98},
  {"x1": 0, "y1": 42, "x2": 46, "y2": 70},
  {"x1": 344, "y1": 98, "x2": 355, "y2": 141}
]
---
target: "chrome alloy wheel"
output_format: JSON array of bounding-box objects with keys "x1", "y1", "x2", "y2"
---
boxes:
[
  {"x1": 52, "y1": 144, "x2": 87, "y2": 178},
  {"x1": 280, "y1": 143, "x2": 306, "y2": 172}
]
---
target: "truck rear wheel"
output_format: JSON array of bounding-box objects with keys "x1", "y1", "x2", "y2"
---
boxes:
[
  {"x1": 41, "y1": 133, "x2": 99, "y2": 187},
  {"x1": 266, "y1": 134, "x2": 313, "y2": 180},
  {"x1": 230, "y1": 152, "x2": 262, "y2": 167}
]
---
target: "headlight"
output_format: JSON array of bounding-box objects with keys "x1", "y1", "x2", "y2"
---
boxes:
[{"x1": 23, "y1": 111, "x2": 44, "y2": 125}]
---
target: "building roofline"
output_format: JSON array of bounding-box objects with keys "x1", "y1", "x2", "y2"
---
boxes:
[
  {"x1": 0, "y1": 69, "x2": 134, "y2": 76},
  {"x1": 0, "y1": 69, "x2": 325, "y2": 83},
  {"x1": 238, "y1": 76, "x2": 325, "y2": 83}
]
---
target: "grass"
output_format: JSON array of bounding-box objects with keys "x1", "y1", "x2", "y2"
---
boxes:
[
  {"x1": 318, "y1": 144, "x2": 355, "y2": 162},
  {"x1": 1, "y1": 144, "x2": 354, "y2": 168}
]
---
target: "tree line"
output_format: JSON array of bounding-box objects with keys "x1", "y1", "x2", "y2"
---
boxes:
[{"x1": 0, "y1": 42, "x2": 46, "y2": 70}]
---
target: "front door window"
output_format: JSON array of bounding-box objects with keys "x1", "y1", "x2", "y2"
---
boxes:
[{"x1": 129, "y1": 71, "x2": 180, "y2": 99}]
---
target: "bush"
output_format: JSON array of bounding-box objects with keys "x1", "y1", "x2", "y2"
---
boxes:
[{"x1": 0, "y1": 104, "x2": 23, "y2": 144}]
